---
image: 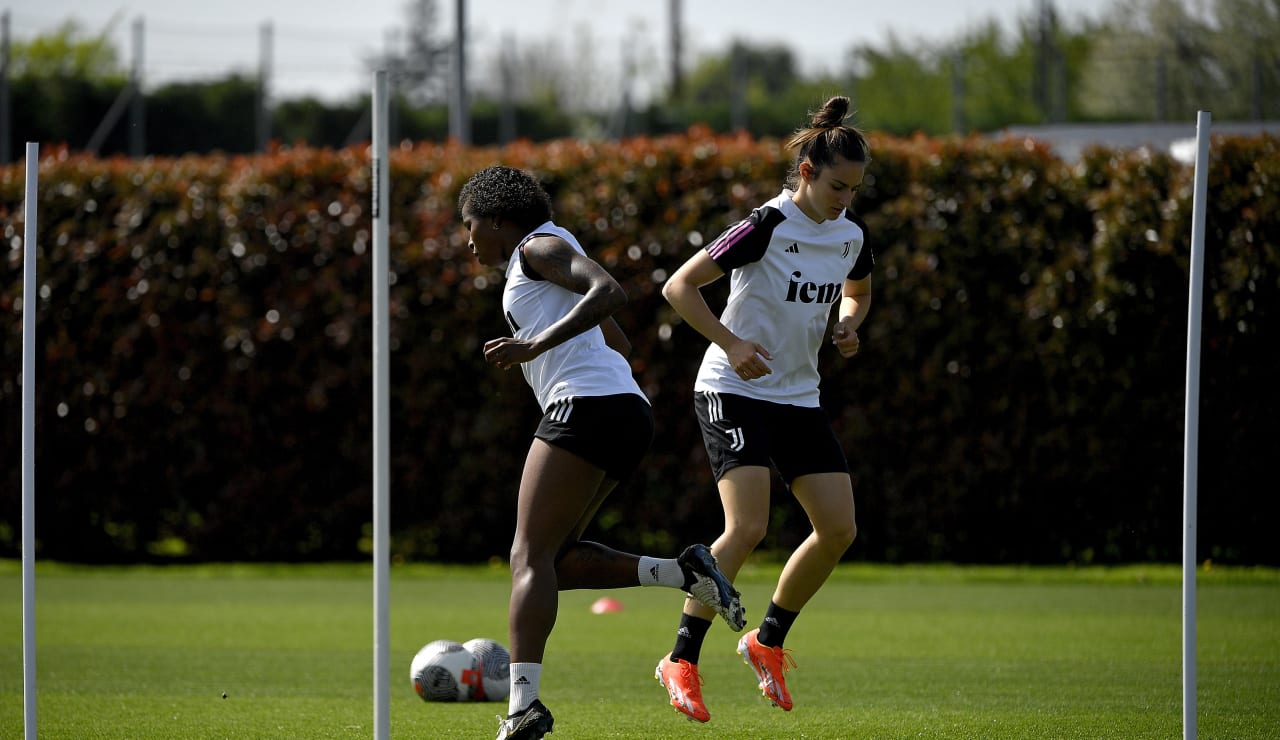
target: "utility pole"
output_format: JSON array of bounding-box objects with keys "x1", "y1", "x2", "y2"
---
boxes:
[
  {"x1": 1251, "y1": 49, "x2": 1263, "y2": 120},
  {"x1": 499, "y1": 38, "x2": 516, "y2": 144},
  {"x1": 129, "y1": 17, "x2": 145, "y2": 157},
  {"x1": 669, "y1": 0, "x2": 683, "y2": 99},
  {"x1": 613, "y1": 42, "x2": 634, "y2": 139},
  {"x1": 729, "y1": 43, "x2": 748, "y2": 132},
  {"x1": 1155, "y1": 53, "x2": 1168, "y2": 122},
  {"x1": 449, "y1": 0, "x2": 470, "y2": 145},
  {"x1": 951, "y1": 49, "x2": 966, "y2": 134},
  {"x1": 89, "y1": 16, "x2": 145, "y2": 155},
  {"x1": 1034, "y1": 0, "x2": 1057, "y2": 123},
  {"x1": 383, "y1": 28, "x2": 401, "y2": 144},
  {"x1": 1, "y1": 11, "x2": 10, "y2": 164},
  {"x1": 257, "y1": 21, "x2": 273, "y2": 151}
]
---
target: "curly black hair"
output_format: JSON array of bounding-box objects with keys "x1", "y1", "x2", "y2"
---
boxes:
[{"x1": 457, "y1": 165, "x2": 554, "y2": 230}]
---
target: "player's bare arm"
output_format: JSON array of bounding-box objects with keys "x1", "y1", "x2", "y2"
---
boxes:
[
  {"x1": 484, "y1": 236, "x2": 627, "y2": 370},
  {"x1": 663, "y1": 249, "x2": 772, "y2": 380}
]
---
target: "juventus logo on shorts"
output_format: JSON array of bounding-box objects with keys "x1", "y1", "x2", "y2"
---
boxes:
[
  {"x1": 548, "y1": 398, "x2": 573, "y2": 423},
  {"x1": 704, "y1": 392, "x2": 745, "y2": 452}
]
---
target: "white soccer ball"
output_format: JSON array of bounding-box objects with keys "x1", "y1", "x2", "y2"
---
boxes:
[
  {"x1": 410, "y1": 640, "x2": 481, "y2": 702},
  {"x1": 462, "y1": 637, "x2": 511, "y2": 702}
]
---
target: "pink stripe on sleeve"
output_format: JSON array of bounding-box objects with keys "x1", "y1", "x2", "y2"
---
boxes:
[{"x1": 706, "y1": 221, "x2": 754, "y2": 260}]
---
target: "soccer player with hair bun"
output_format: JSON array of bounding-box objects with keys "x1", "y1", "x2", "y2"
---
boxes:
[{"x1": 655, "y1": 96, "x2": 874, "y2": 722}]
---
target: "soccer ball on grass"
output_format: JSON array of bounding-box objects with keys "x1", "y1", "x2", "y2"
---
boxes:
[
  {"x1": 462, "y1": 637, "x2": 511, "y2": 702},
  {"x1": 410, "y1": 640, "x2": 481, "y2": 702}
]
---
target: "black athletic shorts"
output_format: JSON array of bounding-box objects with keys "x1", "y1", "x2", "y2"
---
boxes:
[
  {"x1": 695, "y1": 391, "x2": 849, "y2": 484},
  {"x1": 535, "y1": 393, "x2": 653, "y2": 481}
]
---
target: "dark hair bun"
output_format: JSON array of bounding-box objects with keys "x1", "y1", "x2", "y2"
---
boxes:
[{"x1": 810, "y1": 96, "x2": 851, "y2": 128}]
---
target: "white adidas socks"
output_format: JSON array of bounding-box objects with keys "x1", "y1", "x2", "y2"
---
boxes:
[
  {"x1": 508, "y1": 662, "x2": 542, "y2": 716},
  {"x1": 637, "y1": 556, "x2": 687, "y2": 589}
]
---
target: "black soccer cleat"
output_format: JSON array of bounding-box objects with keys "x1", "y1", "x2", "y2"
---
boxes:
[
  {"x1": 494, "y1": 698, "x2": 554, "y2": 740},
  {"x1": 678, "y1": 543, "x2": 746, "y2": 631}
]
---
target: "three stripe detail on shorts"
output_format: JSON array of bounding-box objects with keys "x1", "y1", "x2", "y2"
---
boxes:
[
  {"x1": 702, "y1": 392, "x2": 745, "y2": 452},
  {"x1": 548, "y1": 398, "x2": 574, "y2": 423}
]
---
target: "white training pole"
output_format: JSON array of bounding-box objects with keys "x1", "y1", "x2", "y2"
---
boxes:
[
  {"x1": 371, "y1": 70, "x2": 391, "y2": 740},
  {"x1": 21, "y1": 141, "x2": 39, "y2": 740},
  {"x1": 1182, "y1": 109, "x2": 1211, "y2": 740}
]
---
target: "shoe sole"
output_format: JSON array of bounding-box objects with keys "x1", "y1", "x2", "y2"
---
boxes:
[
  {"x1": 502, "y1": 719, "x2": 552, "y2": 740},
  {"x1": 681, "y1": 545, "x2": 746, "y2": 631}
]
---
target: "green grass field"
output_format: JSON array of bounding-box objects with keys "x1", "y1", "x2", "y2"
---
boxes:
[{"x1": 1, "y1": 561, "x2": 1277, "y2": 739}]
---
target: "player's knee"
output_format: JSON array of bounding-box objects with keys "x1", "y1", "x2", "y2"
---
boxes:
[
  {"x1": 817, "y1": 517, "x2": 857, "y2": 553},
  {"x1": 508, "y1": 538, "x2": 543, "y2": 572},
  {"x1": 725, "y1": 519, "x2": 769, "y2": 552},
  {"x1": 507, "y1": 541, "x2": 525, "y2": 571}
]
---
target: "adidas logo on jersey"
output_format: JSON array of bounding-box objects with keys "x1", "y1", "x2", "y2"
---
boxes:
[{"x1": 785, "y1": 242, "x2": 800, "y2": 253}]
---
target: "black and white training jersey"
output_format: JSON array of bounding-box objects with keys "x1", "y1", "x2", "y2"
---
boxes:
[
  {"x1": 502, "y1": 221, "x2": 647, "y2": 412},
  {"x1": 694, "y1": 189, "x2": 873, "y2": 407}
]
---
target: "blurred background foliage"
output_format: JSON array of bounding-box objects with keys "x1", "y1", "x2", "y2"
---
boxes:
[
  {"x1": 2, "y1": 129, "x2": 1276, "y2": 565},
  {"x1": 4, "y1": 0, "x2": 1278, "y2": 157}
]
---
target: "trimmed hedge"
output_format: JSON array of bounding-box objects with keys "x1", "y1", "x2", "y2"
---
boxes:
[{"x1": 1, "y1": 130, "x2": 1276, "y2": 564}]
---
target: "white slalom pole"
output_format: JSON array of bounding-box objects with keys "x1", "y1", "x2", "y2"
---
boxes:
[
  {"x1": 21, "y1": 142, "x2": 39, "y2": 740},
  {"x1": 371, "y1": 70, "x2": 391, "y2": 740},
  {"x1": 1182, "y1": 109, "x2": 1211, "y2": 740}
]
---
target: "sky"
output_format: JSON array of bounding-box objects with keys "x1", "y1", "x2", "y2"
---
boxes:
[{"x1": 9, "y1": 0, "x2": 1122, "y2": 105}]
